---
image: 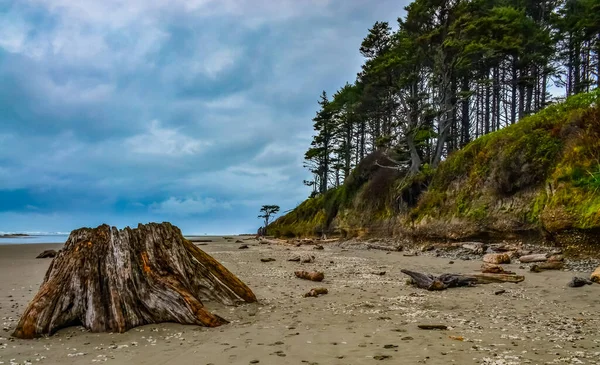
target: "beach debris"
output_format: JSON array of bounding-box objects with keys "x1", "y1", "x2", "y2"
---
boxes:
[
  {"x1": 373, "y1": 355, "x2": 392, "y2": 360},
  {"x1": 568, "y1": 277, "x2": 593, "y2": 287},
  {"x1": 548, "y1": 255, "x2": 564, "y2": 262},
  {"x1": 401, "y1": 270, "x2": 477, "y2": 291},
  {"x1": 401, "y1": 269, "x2": 524, "y2": 290},
  {"x1": 235, "y1": 240, "x2": 243, "y2": 243},
  {"x1": 461, "y1": 242, "x2": 487, "y2": 254},
  {"x1": 494, "y1": 289, "x2": 506, "y2": 295},
  {"x1": 418, "y1": 324, "x2": 448, "y2": 330},
  {"x1": 592, "y1": 266, "x2": 600, "y2": 283},
  {"x1": 36, "y1": 250, "x2": 58, "y2": 259},
  {"x1": 188, "y1": 238, "x2": 213, "y2": 243},
  {"x1": 518, "y1": 254, "x2": 549, "y2": 263},
  {"x1": 371, "y1": 271, "x2": 386, "y2": 276},
  {"x1": 294, "y1": 270, "x2": 324, "y2": 282},
  {"x1": 470, "y1": 273, "x2": 524, "y2": 283},
  {"x1": 530, "y1": 261, "x2": 564, "y2": 272},
  {"x1": 483, "y1": 253, "x2": 511, "y2": 264},
  {"x1": 367, "y1": 243, "x2": 403, "y2": 252},
  {"x1": 490, "y1": 243, "x2": 519, "y2": 253},
  {"x1": 313, "y1": 244, "x2": 324, "y2": 250},
  {"x1": 238, "y1": 244, "x2": 249, "y2": 249},
  {"x1": 302, "y1": 255, "x2": 315, "y2": 263},
  {"x1": 259, "y1": 237, "x2": 286, "y2": 245},
  {"x1": 288, "y1": 254, "x2": 315, "y2": 263},
  {"x1": 304, "y1": 287, "x2": 328, "y2": 297},
  {"x1": 260, "y1": 258, "x2": 276, "y2": 263},
  {"x1": 12, "y1": 222, "x2": 257, "y2": 339},
  {"x1": 480, "y1": 263, "x2": 514, "y2": 274}
]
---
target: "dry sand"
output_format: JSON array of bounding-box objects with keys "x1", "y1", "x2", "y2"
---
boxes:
[{"x1": 1, "y1": 238, "x2": 599, "y2": 365}]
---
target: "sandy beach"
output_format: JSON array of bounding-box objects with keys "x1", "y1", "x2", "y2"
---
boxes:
[{"x1": 1, "y1": 238, "x2": 599, "y2": 365}]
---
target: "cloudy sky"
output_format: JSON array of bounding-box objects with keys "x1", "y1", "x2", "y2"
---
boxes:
[{"x1": 0, "y1": 0, "x2": 405, "y2": 234}]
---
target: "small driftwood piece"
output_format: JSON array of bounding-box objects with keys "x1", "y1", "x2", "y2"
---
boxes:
[
  {"x1": 367, "y1": 243, "x2": 402, "y2": 252},
  {"x1": 418, "y1": 324, "x2": 448, "y2": 330},
  {"x1": 258, "y1": 237, "x2": 285, "y2": 245},
  {"x1": 470, "y1": 273, "x2": 525, "y2": 284},
  {"x1": 519, "y1": 254, "x2": 549, "y2": 263},
  {"x1": 294, "y1": 271, "x2": 324, "y2": 282},
  {"x1": 36, "y1": 250, "x2": 58, "y2": 259},
  {"x1": 187, "y1": 238, "x2": 213, "y2": 243},
  {"x1": 260, "y1": 258, "x2": 276, "y2": 263},
  {"x1": 530, "y1": 261, "x2": 563, "y2": 272},
  {"x1": 13, "y1": 223, "x2": 256, "y2": 339},
  {"x1": 481, "y1": 263, "x2": 514, "y2": 275},
  {"x1": 304, "y1": 288, "x2": 328, "y2": 297},
  {"x1": 592, "y1": 266, "x2": 600, "y2": 283}
]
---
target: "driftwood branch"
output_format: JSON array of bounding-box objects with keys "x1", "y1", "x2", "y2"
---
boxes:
[{"x1": 401, "y1": 269, "x2": 524, "y2": 291}]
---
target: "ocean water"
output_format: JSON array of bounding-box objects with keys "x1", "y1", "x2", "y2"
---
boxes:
[{"x1": 0, "y1": 234, "x2": 70, "y2": 245}]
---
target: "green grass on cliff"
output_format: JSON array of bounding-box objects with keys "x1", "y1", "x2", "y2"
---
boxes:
[
  {"x1": 271, "y1": 90, "x2": 600, "y2": 237},
  {"x1": 414, "y1": 89, "x2": 600, "y2": 230}
]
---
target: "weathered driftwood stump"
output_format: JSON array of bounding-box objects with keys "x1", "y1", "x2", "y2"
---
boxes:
[{"x1": 13, "y1": 223, "x2": 256, "y2": 339}]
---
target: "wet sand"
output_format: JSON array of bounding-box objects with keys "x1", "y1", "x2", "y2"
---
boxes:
[{"x1": 1, "y1": 238, "x2": 599, "y2": 365}]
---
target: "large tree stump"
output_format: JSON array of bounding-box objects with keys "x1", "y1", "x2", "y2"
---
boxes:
[{"x1": 12, "y1": 223, "x2": 257, "y2": 339}]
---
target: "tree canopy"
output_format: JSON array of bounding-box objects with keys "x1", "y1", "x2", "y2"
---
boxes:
[{"x1": 304, "y1": 0, "x2": 599, "y2": 195}]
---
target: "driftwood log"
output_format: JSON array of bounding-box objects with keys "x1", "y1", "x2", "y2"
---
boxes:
[
  {"x1": 258, "y1": 237, "x2": 286, "y2": 245},
  {"x1": 294, "y1": 271, "x2": 324, "y2": 282},
  {"x1": 401, "y1": 270, "x2": 477, "y2": 291},
  {"x1": 304, "y1": 288, "x2": 328, "y2": 297},
  {"x1": 13, "y1": 223, "x2": 256, "y2": 339},
  {"x1": 530, "y1": 261, "x2": 564, "y2": 272},
  {"x1": 401, "y1": 269, "x2": 524, "y2": 290},
  {"x1": 519, "y1": 254, "x2": 549, "y2": 263},
  {"x1": 36, "y1": 250, "x2": 58, "y2": 259},
  {"x1": 481, "y1": 263, "x2": 514, "y2": 274}
]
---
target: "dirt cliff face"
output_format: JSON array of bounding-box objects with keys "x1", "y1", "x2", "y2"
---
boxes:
[{"x1": 270, "y1": 91, "x2": 600, "y2": 250}]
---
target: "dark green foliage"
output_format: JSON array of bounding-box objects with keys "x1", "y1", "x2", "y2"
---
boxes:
[{"x1": 286, "y1": 0, "x2": 600, "y2": 238}]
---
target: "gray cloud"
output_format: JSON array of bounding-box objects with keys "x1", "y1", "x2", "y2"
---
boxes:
[{"x1": 0, "y1": 0, "x2": 406, "y2": 234}]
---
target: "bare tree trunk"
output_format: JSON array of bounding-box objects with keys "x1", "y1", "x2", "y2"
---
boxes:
[
  {"x1": 511, "y1": 57, "x2": 518, "y2": 124},
  {"x1": 461, "y1": 76, "x2": 470, "y2": 147},
  {"x1": 13, "y1": 223, "x2": 257, "y2": 339},
  {"x1": 485, "y1": 72, "x2": 491, "y2": 135}
]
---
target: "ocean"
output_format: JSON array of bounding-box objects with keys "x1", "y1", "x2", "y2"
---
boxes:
[{"x1": 0, "y1": 234, "x2": 70, "y2": 245}]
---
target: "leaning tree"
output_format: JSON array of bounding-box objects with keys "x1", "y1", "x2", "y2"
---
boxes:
[
  {"x1": 12, "y1": 222, "x2": 256, "y2": 339},
  {"x1": 258, "y1": 205, "x2": 280, "y2": 234}
]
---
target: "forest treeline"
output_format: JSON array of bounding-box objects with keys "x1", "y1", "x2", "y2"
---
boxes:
[{"x1": 304, "y1": 0, "x2": 599, "y2": 196}]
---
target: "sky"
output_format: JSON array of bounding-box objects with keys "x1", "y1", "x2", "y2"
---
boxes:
[{"x1": 0, "y1": 0, "x2": 406, "y2": 235}]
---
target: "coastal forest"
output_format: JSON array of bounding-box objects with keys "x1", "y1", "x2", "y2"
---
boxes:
[{"x1": 272, "y1": 0, "x2": 600, "y2": 248}]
